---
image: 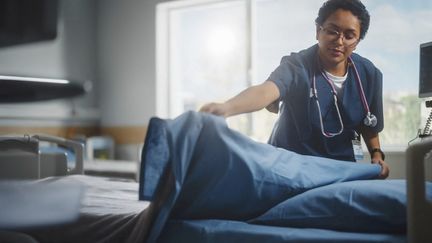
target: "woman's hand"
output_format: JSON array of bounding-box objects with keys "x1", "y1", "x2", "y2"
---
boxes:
[
  {"x1": 199, "y1": 102, "x2": 229, "y2": 117},
  {"x1": 199, "y1": 81, "x2": 280, "y2": 118},
  {"x1": 371, "y1": 158, "x2": 390, "y2": 179}
]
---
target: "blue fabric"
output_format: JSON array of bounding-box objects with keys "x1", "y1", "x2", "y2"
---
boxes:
[
  {"x1": 250, "y1": 180, "x2": 432, "y2": 233},
  {"x1": 139, "y1": 116, "x2": 170, "y2": 201},
  {"x1": 267, "y1": 44, "x2": 383, "y2": 161},
  {"x1": 158, "y1": 219, "x2": 406, "y2": 243},
  {"x1": 139, "y1": 111, "x2": 381, "y2": 242}
]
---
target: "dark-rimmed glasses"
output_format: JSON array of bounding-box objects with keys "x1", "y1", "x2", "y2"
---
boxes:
[{"x1": 319, "y1": 26, "x2": 359, "y2": 47}]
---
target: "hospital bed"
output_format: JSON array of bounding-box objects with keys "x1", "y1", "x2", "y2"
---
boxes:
[{"x1": 1, "y1": 111, "x2": 431, "y2": 243}]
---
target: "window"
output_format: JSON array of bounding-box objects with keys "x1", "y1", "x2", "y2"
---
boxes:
[
  {"x1": 156, "y1": 0, "x2": 252, "y2": 136},
  {"x1": 157, "y1": 0, "x2": 432, "y2": 146},
  {"x1": 358, "y1": 0, "x2": 432, "y2": 146}
]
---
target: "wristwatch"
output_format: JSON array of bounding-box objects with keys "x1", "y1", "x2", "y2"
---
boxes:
[{"x1": 370, "y1": 148, "x2": 385, "y2": 161}]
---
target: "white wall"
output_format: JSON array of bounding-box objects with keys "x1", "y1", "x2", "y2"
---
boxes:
[
  {"x1": 96, "y1": 0, "x2": 174, "y2": 127},
  {"x1": 94, "y1": 0, "x2": 175, "y2": 161}
]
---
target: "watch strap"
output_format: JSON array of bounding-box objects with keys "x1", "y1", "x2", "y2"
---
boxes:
[{"x1": 370, "y1": 148, "x2": 385, "y2": 161}]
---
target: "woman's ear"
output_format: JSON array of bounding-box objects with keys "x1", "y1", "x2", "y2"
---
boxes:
[{"x1": 315, "y1": 25, "x2": 320, "y2": 40}]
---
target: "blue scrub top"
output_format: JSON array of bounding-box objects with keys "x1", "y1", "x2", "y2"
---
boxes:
[{"x1": 267, "y1": 44, "x2": 384, "y2": 161}]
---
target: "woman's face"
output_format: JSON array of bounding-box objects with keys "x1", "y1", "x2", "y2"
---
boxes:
[{"x1": 316, "y1": 9, "x2": 361, "y2": 69}]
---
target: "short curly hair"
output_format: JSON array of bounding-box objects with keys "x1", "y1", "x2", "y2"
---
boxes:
[{"x1": 315, "y1": 0, "x2": 370, "y2": 40}]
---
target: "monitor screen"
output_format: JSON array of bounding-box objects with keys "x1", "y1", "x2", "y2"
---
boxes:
[
  {"x1": 419, "y1": 41, "x2": 432, "y2": 98},
  {"x1": 0, "y1": 0, "x2": 58, "y2": 48}
]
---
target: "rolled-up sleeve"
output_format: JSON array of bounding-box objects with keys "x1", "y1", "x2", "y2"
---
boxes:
[
  {"x1": 370, "y1": 68, "x2": 384, "y2": 133},
  {"x1": 267, "y1": 56, "x2": 295, "y2": 101}
]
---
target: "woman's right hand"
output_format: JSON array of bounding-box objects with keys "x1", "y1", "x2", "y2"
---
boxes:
[
  {"x1": 199, "y1": 81, "x2": 280, "y2": 118},
  {"x1": 199, "y1": 102, "x2": 229, "y2": 117}
]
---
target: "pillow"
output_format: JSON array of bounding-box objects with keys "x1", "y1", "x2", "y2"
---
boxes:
[{"x1": 250, "y1": 180, "x2": 432, "y2": 233}]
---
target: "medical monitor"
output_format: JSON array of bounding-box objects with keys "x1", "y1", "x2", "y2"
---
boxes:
[
  {"x1": 419, "y1": 41, "x2": 432, "y2": 98},
  {"x1": 0, "y1": 0, "x2": 58, "y2": 48}
]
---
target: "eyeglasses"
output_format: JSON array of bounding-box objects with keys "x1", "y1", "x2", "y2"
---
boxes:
[{"x1": 319, "y1": 26, "x2": 359, "y2": 47}]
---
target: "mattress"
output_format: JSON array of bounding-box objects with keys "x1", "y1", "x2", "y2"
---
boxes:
[
  {"x1": 21, "y1": 174, "x2": 408, "y2": 243},
  {"x1": 159, "y1": 219, "x2": 406, "y2": 243},
  {"x1": 25, "y1": 175, "x2": 150, "y2": 243}
]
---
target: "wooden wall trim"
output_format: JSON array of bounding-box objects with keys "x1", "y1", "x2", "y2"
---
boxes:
[
  {"x1": 0, "y1": 126, "x2": 100, "y2": 139},
  {"x1": 0, "y1": 125, "x2": 148, "y2": 145},
  {"x1": 101, "y1": 126, "x2": 148, "y2": 145}
]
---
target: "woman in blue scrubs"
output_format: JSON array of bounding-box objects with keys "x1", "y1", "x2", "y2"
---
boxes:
[{"x1": 200, "y1": 0, "x2": 389, "y2": 179}]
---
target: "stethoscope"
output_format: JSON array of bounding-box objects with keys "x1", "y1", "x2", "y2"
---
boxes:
[{"x1": 311, "y1": 56, "x2": 377, "y2": 138}]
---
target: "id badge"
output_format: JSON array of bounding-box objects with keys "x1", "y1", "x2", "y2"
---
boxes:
[{"x1": 352, "y1": 139, "x2": 364, "y2": 161}]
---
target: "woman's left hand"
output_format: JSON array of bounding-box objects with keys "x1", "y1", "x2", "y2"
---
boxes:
[{"x1": 372, "y1": 159, "x2": 389, "y2": 179}]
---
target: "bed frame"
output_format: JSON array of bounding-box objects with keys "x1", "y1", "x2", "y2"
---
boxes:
[
  {"x1": 406, "y1": 136, "x2": 432, "y2": 243},
  {"x1": 0, "y1": 134, "x2": 84, "y2": 179}
]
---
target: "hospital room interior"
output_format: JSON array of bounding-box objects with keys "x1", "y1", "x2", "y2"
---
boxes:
[{"x1": 1, "y1": 0, "x2": 432, "y2": 242}]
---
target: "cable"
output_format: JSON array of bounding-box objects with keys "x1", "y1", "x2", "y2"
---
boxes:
[
  {"x1": 422, "y1": 109, "x2": 432, "y2": 136},
  {"x1": 408, "y1": 129, "x2": 421, "y2": 146},
  {"x1": 409, "y1": 103, "x2": 432, "y2": 146}
]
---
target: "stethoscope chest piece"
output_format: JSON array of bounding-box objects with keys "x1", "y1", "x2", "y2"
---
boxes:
[{"x1": 363, "y1": 112, "x2": 377, "y2": 127}]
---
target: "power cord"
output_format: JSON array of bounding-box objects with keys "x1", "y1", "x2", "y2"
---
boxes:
[
  {"x1": 408, "y1": 100, "x2": 432, "y2": 145},
  {"x1": 420, "y1": 109, "x2": 432, "y2": 137}
]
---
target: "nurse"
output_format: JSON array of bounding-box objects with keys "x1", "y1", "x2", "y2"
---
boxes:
[{"x1": 200, "y1": 0, "x2": 390, "y2": 179}]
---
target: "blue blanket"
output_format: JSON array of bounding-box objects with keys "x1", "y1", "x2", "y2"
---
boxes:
[{"x1": 139, "y1": 111, "x2": 381, "y2": 242}]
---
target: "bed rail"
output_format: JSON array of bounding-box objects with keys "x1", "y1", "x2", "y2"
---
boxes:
[
  {"x1": 406, "y1": 137, "x2": 432, "y2": 243},
  {"x1": 0, "y1": 134, "x2": 84, "y2": 179},
  {"x1": 32, "y1": 134, "x2": 84, "y2": 175}
]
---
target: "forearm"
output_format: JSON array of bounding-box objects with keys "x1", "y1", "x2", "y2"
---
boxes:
[
  {"x1": 223, "y1": 81, "x2": 280, "y2": 117},
  {"x1": 361, "y1": 127, "x2": 389, "y2": 179},
  {"x1": 360, "y1": 127, "x2": 382, "y2": 160}
]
